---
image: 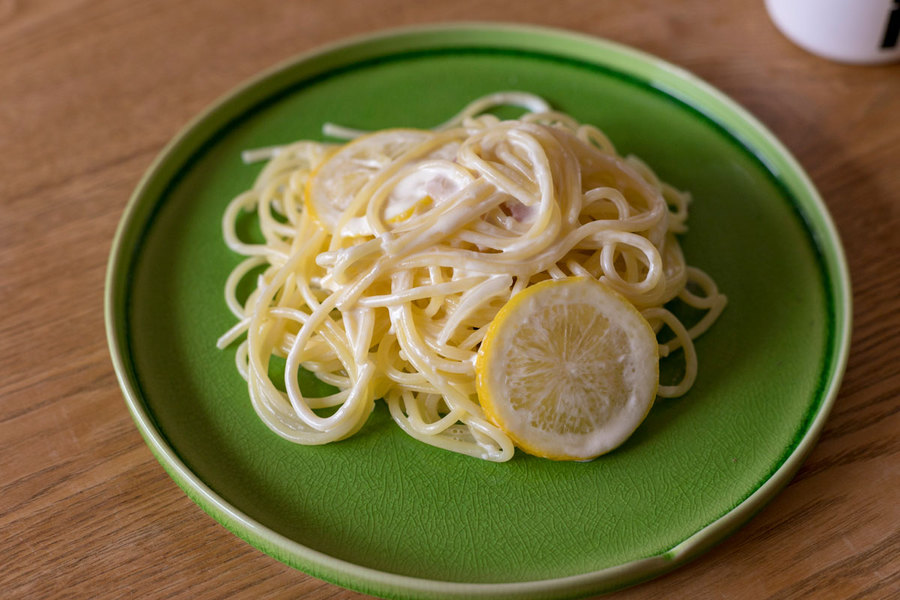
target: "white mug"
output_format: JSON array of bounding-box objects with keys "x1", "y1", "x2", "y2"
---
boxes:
[{"x1": 766, "y1": 0, "x2": 900, "y2": 64}]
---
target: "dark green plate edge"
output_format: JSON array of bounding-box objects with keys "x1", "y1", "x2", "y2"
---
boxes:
[{"x1": 104, "y1": 23, "x2": 852, "y2": 600}]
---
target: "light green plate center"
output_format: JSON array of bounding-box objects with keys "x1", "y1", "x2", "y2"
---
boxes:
[{"x1": 106, "y1": 24, "x2": 850, "y2": 599}]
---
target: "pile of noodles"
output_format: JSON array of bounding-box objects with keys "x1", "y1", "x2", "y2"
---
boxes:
[{"x1": 217, "y1": 92, "x2": 726, "y2": 461}]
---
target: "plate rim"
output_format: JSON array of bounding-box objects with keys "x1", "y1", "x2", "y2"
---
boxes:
[{"x1": 104, "y1": 22, "x2": 852, "y2": 599}]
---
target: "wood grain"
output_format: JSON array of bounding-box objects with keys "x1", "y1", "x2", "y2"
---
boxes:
[{"x1": 1, "y1": 1, "x2": 898, "y2": 598}]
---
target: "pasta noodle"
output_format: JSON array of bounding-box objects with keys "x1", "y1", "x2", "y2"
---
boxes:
[{"x1": 217, "y1": 92, "x2": 726, "y2": 462}]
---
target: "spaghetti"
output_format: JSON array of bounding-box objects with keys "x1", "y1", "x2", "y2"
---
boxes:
[{"x1": 217, "y1": 92, "x2": 726, "y2": 461}]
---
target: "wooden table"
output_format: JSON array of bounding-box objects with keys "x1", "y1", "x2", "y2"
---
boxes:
[{"x1": 3, "y1": 1, "x2": 898, "y2": 598}]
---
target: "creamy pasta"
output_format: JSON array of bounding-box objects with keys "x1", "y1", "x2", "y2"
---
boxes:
[{"x1": 217, "y1": 92, "x2": 726, "y2": 461}]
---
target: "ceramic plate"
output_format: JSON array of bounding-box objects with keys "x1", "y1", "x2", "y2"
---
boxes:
[{"x1": 105, "y1": 24, "x2": 851, "y2": 599}]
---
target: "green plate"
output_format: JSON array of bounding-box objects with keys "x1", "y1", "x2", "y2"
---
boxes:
[{"x1": 105, "y1": 24, "x2": 851, "y2": 599}]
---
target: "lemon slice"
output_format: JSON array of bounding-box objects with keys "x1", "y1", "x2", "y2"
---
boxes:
[
  {"x1": 476, "y1": 277, "x2": 659, "y2": 460},
  {"x1": 306, "y1": 128, "x2": 431, "y2": 235}
]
